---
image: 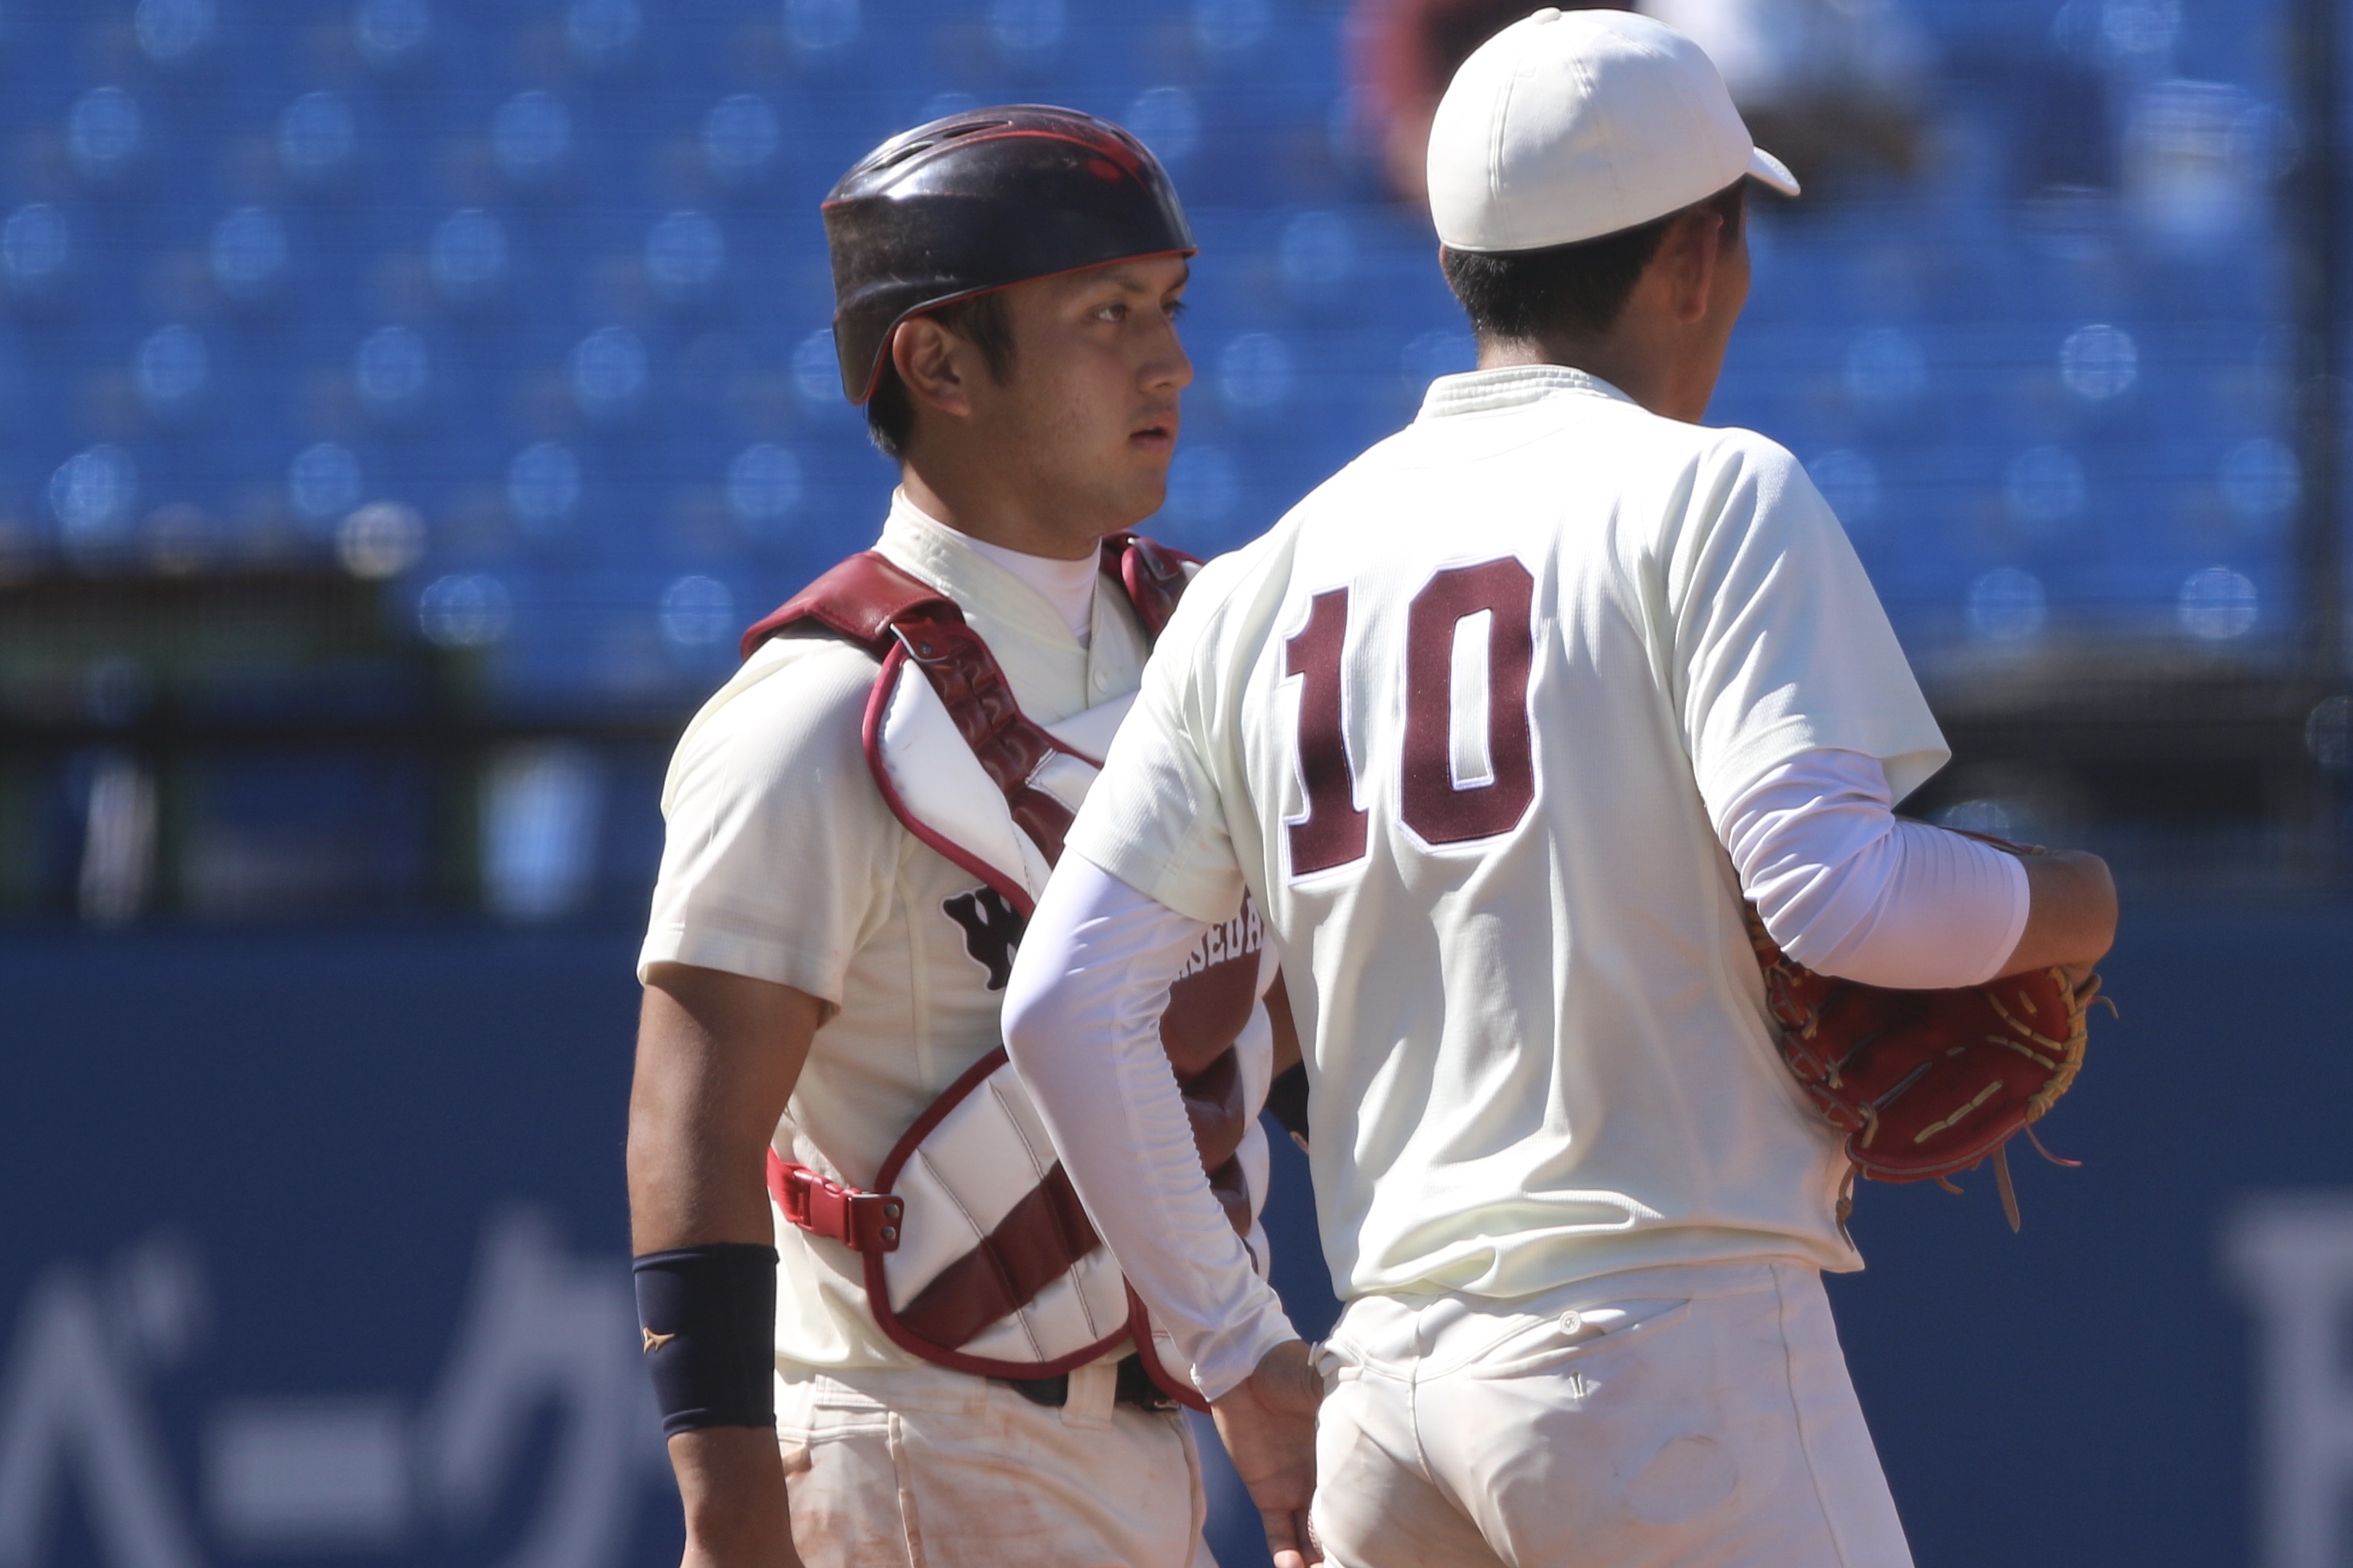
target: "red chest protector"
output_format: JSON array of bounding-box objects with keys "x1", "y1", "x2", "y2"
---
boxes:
[{"x1": 740, "y1": 533, "x2": 1270, "y2": 1410}]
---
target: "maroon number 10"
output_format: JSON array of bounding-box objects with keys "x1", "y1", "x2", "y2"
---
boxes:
[{"x1": 1283, "y1": 557, "x2": 1537, "y2": 876}]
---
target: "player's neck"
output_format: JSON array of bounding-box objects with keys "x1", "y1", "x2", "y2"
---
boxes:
[
  {"x1": 896, "y1": 461, "x2": 1104, "y2": 563},
  {"x1": 1475, "y1": 332, "x2": 1721, "y2": 424}
]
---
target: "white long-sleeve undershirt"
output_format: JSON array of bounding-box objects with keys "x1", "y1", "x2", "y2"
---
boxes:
[
  {"x1": 1713, "y1": 748, "x2": 2030, "y2": 989},
  {"x1": 939, "y1": 517, "x2": 1099, "y2": 647},
  {"x1": 999, "y1": 855, "x2": 1299, "y2": 1402}
]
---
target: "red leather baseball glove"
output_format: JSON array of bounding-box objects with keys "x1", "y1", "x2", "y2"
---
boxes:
[{"x1": 1746, "y1": 877, "x2": 2102, "y2": 1231}]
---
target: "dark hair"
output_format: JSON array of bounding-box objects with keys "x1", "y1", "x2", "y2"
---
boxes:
[
  {"x1": 865, "y1": 291, "x2": 1017, "y2": 460},
  {"x1": 1441, "y1": 179, "x2": 1747, "y2": 345}
]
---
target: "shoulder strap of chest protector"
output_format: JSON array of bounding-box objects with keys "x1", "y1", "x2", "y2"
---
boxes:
[{"x1": 740, "y1": 533, "x2": 1191, "y2": 887}]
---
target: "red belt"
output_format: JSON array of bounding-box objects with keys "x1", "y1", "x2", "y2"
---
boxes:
[{"x1": 766, "y1": 1151, "x2": 903, "y2": 1255}]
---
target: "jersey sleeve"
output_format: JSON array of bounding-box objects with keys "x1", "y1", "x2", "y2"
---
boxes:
[
  {"x1": 1065, "y1": 560, "x2": 1250, "y2": 927},
  {"x1": 1665, "y1": 434, "x2": 1949, "y2": 813},
  {"x1": 637, "y1": 636, "x2": 900, "y2": 1003}
]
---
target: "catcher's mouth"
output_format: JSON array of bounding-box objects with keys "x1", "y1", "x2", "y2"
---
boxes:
[{"x1": 1128, "y1": 404, "x2": 1178, "y2": 450}]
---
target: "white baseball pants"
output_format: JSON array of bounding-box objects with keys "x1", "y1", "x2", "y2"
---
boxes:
[
  {"x1": 1310, "y1": 1261, "x2": 1915, "y2": 1568},
  {"x1": 775, "y1": 1360, "x2": 1218, "y2": 1568}
]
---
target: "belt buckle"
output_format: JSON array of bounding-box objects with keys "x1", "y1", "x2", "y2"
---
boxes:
[{"x1": 1113, "y1": 1354, "x2": 1178, "y2": 1411}]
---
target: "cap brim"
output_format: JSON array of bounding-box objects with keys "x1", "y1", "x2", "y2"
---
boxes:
[{"x1": 1749, "y1": 145, "x2": 1801, "y2": 198}]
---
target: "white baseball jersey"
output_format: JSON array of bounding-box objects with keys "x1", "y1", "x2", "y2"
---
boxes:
[
  {"x1": 640, "y1": 492, "x2": 1155, "y2": 1371},
  {"x1": 1067, "y1": 365, "x2": 1949, "y2": 1303}
]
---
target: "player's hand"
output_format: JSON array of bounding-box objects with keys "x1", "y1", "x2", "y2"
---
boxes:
[
  {"x1": 2000, "y1": 848, "x2": 2116, "y2": 987},
  {"x1": 1210, "y1": 1339, "x2": 1326, "y2": 1568},
  {"x1": 672, "y1": 1427, "x2": 804, "y2": 1568}
]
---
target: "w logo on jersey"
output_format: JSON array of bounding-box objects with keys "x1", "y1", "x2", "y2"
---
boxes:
[{"x1": 943, "y1": 887, "x2": 1026, "y2": 990}]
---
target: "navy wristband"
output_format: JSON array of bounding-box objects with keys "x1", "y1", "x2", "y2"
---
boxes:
[{"x1": 632, "y1": 1243, "x2": 780, "y2": 1436}]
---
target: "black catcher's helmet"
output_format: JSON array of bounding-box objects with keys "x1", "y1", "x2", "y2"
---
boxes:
[{"x1": 822, "y1": 105, "x2": 1196, "y2": 404}]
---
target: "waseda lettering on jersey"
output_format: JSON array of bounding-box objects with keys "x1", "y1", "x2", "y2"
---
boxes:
[
  {"x1": 1285, "y1": 558, "x2": 1539, "y2": 879},
  {"x1": 943, "y1": 886, "x2": 1025, "y2": 991},
  {"x1": 1162, "y1": 895, "x2": 1265, "y2": 1076},
  {"x1": 1174, "y1": 900, "x2": 1263, "y2": 980},
  {"x1": 1284, "y1": 587, "x2": 1369, "y2": 875}
]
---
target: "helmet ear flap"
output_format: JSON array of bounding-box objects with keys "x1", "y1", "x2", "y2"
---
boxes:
[
  {"x1": 848, "y1": 297, "x2": 939, "y2": 405},
  {"x1": 861, "y1": 329, "x2": 918, "y2": 457},
  {"x1": 863, "y1": 317, "x2": 911, "y2": 408}
]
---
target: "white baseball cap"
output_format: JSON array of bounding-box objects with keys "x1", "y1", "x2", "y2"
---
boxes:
[{"x1": 1426, "y1": 7, "x2": 1801, "y2": 254}]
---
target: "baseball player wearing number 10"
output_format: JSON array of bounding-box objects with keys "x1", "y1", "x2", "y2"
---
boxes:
[{"x1": 1002, "y1": 12, "x2": 2118, "y2": 1568}]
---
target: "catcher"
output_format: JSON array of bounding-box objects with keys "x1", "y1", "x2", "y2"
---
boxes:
[
  {"x1": 1000, "y1": 14, "x2": 2116, "y2": 1568},
  {"x1": 627, "y1": 107, "x2": 1292, "y2": 1568}
]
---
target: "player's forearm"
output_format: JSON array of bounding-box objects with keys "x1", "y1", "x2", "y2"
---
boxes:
[
  {"x1": 628, "y1": 1113, "x2": 775, "y2": 1255},
  {"x1": 630, "y1": 968, "x2": 816, "y2": 1568},
  {"x1": 1717, "y1": 750, "x2": 2031, "y2": 989},
  {"x1": 1997, "y1": 850, "x2": 2116, "y2": 983},
  {"x1": 1003, "y1": 855, "x2": 1300, "y2": 1399},
  {"x1": 671, "y1": 1426, "x2": 802, "y2": 1568},
  {"x1": 629, "y1": 966, "x2": 823, "y2": 1251}
]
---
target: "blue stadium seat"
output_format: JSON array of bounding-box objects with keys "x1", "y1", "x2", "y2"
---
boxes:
[{"x1": 0, "y1": 0, "x2": 2297, "y2": 711}]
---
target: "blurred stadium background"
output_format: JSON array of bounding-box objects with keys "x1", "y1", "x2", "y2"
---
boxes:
[{"x1": 6, "y1": 1, "x2": 2353, "y2": 1565}]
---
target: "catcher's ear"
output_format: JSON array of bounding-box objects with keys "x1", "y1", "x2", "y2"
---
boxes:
[{"x1": 891, "y1": 317, "x2": 976, "y2": 421}]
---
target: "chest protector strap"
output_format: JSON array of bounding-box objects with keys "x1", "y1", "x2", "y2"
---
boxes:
[{"x1": 744, "y1": 534, "x2": 1253, "y2": 1408}]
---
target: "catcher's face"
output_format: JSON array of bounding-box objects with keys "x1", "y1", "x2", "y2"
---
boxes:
[{"x1": 967, "y1": 255, "x2": 1194, "y2": 546}]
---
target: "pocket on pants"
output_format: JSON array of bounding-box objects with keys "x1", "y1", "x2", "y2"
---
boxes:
[
  {"x1": 785, "y1": 1410, "x2": 923, "y2": 1568},
  {"x1": 1462, "y1": 1295, "x2": 1693, "y2": 1380}
]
